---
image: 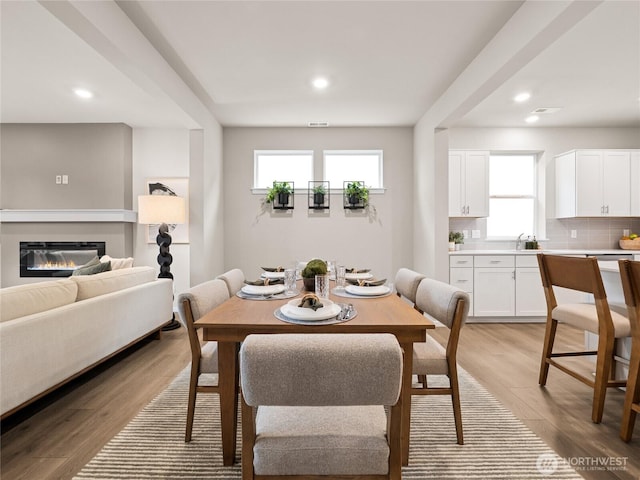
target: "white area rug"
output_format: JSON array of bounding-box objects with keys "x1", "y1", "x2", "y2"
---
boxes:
[{"x1": 74, "y1": 368, "x2": 582, "y2": 479}]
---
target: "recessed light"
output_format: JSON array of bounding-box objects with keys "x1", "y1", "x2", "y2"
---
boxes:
[
  {"x1": 312, "y1": 77, "x2": 329, "y2": 90},
  {"x1": 73, "y1": 88, "x2": 94, "y2": 99},
  {"x1": 525, "y1": 115, "x2": 539, "y2": 123},
  {"x1": 514, "y1": 92, "x2": 531, "y2": 103}
]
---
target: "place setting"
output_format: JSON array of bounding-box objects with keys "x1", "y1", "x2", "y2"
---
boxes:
[
  {"x1": 274, "y1": 293, "x2": 357, "y2": 326},
  {"x1": 333, "y1": 265, "x2": 393, "y2": 298},
  {"x1": 236, "y1": 267, "x2": 299, "y2": 300}
]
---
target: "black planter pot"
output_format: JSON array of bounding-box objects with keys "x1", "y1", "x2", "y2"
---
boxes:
[
  {"x1": 348, "y1": 194, "x2": 360, "y2": 205},
  {"x1": 313, "y1": 192, "x2": 325, "y2": 206},
  {"x1": 277, "y1": 192, "x2": 290, "y2": 206}
]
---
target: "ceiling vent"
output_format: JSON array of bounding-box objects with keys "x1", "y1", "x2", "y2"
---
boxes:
[
  {"x1": 531, "y1": 107, "x2": 562, "y2": 114},
  {"x1": 307, "y1": 121, "x2": 329, "y2": 127}
]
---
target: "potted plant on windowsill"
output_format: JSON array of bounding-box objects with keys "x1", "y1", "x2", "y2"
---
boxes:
[
  {"x1": 266, "y1": 181, "x2": 294, "y2": 209},
  {"x1": 344, "y1": 181, "x2": 369, "y2": 209},
  {"x1": 301, "y1": 258, "x2": 328, "y2": 291}
]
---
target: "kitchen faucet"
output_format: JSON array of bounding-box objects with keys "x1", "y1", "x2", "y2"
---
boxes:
[{"x1": 515, "y1": 233, "x2": 525, "y2": 251}]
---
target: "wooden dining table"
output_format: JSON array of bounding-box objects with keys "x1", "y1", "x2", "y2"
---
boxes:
[{"x1": 195, "y1": 283, "x2": 434, "y2": 466}]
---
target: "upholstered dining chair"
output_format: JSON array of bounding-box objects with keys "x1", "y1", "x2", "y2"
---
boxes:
[
  {"x1": 176, "y1": 278, "x2": 230, "y2": 442},
  {"x1": 395, "y1": 267, "x2": 426, "y2": 311},
  {"x1": 412, "y1": 278, "x2": 469, "y2": 444},
  {"x1": 537, "y1": 254, "x2": 630, "y2": 423},
  {"x1": 240, "y1": 333, "x2": 403, "y2": 479},
  {"x1": 618, "y1": 259, "x2": 640, "y2": 442},
  {"x1": 216, "y1": 268, "x2": 245, "y2": 297}
]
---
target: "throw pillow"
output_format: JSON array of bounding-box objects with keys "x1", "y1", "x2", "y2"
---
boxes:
[
  {"x1": 100, "y1": 255, "x2": 134, "y2": 270},
  {"x1": 72, "y1": 260, "x2": 111, "y2": 276}
]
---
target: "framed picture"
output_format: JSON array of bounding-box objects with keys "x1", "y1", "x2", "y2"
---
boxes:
[{"x1": 145, "y1": 177, "x2": 189, "y2": 244}]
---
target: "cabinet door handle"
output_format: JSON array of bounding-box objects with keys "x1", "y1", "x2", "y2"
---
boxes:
[
  {"x1": 606, "y1": 205, "x2": 609, "y2": 214},
  {"x1": 457, "y1": 279, "x2": 468, "y2": 283},
  {"x1": 490, "y1": 260, "x2": 501, "y2": 264},
  {"x1": 461, "y1": 206, "x2": 465, "y2": 215},
  {"x1": 512, "y1": 270, "x2": 515, "y2": 280},
  {"x1": 466, "y1": 206, "x2": 470, "y2": 215}
]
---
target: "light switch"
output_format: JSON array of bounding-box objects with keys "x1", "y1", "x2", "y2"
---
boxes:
[
  {"x1": 570, "y1": 229, "x2": 577, "y2": 239},
  {"x1": 623, "y1": 229, "x2": 630, "y2": 237},
  {"x1": 55, "y1": 175, "x2": 62, "y2": 184},
  {"x1": 62, "y1": 175, "x2": 69, "y2": 184}
]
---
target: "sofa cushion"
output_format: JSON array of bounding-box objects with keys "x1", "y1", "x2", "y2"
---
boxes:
[
  {"x1": 100, "y1": 255, "x2": 134, "y2": 270},
  {"x1": 72, "y1": 260, "x2": 111, "y2": 276},
  {"x1": 71, "y1": 266, "x2": 156, "y2": 301},
  {"x1": 0, "y1": 279, "x2": 78, "y2": 323}
]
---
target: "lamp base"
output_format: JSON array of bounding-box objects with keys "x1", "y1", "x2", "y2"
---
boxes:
[{"x1": 162, "y1": 317, "x2": 182, "y2": 331}]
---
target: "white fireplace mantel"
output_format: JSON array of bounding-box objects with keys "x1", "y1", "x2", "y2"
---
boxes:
[{"x1": 0, "y1": 209, "x2": 137, "y2": 223}]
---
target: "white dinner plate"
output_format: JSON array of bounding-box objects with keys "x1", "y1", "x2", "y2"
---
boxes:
[
  {"x1": 241, "y1": 284, "x2": 285, "y2": 296},
  {"x1": 261, "y1": 271, "x2": 285, "y2": 279},
  {"x1": 281, "y1": 298, "x2": 341, "y2": 320},
  {"x1": 345, "y1": 272, "x2": 373, "y2": 280},
  {"x1": 345, "y1": 285, "x2": 391, "y2": 296}
]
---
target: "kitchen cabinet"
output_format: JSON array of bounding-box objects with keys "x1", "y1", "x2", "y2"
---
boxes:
[
  {"x1": 449, "y1": 255, "x2": 474, "y2": 315},
  {"x1": 449, "y1": 150, "x2": 489, "y2": 217},
  {"x1": 514, "y1": 256, "x2": 547, "y2": 316},
  {"x1": 473, "y1": 256, "x2": 515, "y2": 317},
  {"x1": 555, "y1": 149, "x2": 631, "y2": 217}
]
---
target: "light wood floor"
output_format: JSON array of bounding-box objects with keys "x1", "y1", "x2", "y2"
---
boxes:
[{"x1": 1, "y1": 323, "x2": 638, "y2": 480}]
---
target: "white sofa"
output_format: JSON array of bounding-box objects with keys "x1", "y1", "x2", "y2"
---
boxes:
[{"x1": 0, "y1": 266, "x2": 173, "y2": 418}]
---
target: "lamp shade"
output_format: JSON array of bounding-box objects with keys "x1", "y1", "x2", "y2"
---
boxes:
[{"x1": 137, "y1": 195, "x2": 186, "y2": 225}]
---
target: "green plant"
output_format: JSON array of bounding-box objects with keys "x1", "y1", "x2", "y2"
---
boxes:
[
  {"x1": 313, "y1": 184, "x2": 326, "y2": 195},
  {"x1": 449, "y1": 231, "x2": 464, "y2": 244},
  {"x1": 345, "y1": 182, "x2": 369, "y2": 204},
  {"x1": 265, "y1": 181, "x2": 293, "y2": 204},
  {"x1": 301, "y1": 258, "x2": 328, "y2": 278}
]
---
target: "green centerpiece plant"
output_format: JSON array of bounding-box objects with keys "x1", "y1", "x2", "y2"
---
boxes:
[
  {"x1": 266, "y1": 181, "x2": 293, "y2": 206},
  {"x1": 301, "y1": 258, "x2": 328, "y2": 291}
]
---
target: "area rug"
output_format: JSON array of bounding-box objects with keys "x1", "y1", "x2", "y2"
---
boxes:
[{"x1": 73, "y1": 368, "x2": 582, "y2": 479}]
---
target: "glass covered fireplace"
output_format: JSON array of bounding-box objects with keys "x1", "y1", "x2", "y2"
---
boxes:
[{"x1": 20, "y1": 241, "x2": 106, "y2": 277}]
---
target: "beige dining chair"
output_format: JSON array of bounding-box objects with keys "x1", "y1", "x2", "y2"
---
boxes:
[
  {"x1": 176, "y1": 278, "x2": 230, "y2": 442},
  {"x1": 395, "y1": 267, "x2": 426, "y2": 311},
  {"x1": 240, "y1": 333, "x2": 403, "y2": 479},
  {"x1": 537, "y1": 254, "x2": 630, "y2": 423},
  {"x1": 412, "y1": 277, "x2": 469, "y2": 444},
  {"x1": 618, "y1": 259, "x2": 640, "y2": 442},
  {"x1": 216, "y1": 268, "x2": 245, "y2": 296}
]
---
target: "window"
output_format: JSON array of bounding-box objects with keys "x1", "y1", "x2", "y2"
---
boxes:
[
  {"x1": 254, "y1": 150, "x2": 313, "y2": 189},
  {"x1": 323, "y1": 150, "x2": 383, "y2": 189},
  {"x1": 486, "y1": 154, "x2": 536, "y2": 238}
]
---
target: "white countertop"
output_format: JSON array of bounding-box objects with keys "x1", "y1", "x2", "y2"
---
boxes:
[{"x1": 449, "y1": 249, "x2": 640, "y2": 256}]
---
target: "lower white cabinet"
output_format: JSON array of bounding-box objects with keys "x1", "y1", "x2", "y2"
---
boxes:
[
  {"x1": 450, "y1": 254, "x2": 548, "y2": 320},
  {"x1": 473, "y1": 267, "x2": 515, "y2": 316}
]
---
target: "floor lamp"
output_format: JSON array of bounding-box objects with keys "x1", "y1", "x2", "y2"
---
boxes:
[{"x1": 138, "y1": 194, "x2": 186, "y2": 331}]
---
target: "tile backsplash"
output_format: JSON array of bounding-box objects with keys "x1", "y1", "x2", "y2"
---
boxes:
[{"x1": 449, "y1": 217, "x2": 640, "y2": 250}]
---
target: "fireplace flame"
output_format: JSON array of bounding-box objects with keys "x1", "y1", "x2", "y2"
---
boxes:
[{"x1": 32, "y1": 260, "x2": 78, "y2": 270}]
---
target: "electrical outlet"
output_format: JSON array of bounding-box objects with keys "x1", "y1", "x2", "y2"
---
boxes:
[
  {"x1": 62, "y1": 175, "x2": 69, "y2": 184},
  {"x1": 472, "y1": 230, "x2": 480, "y2": 239},
  {"x1": 570, "y1": 229, "x2": 577, "y2": 239},
  {"x1": 56, "y1": 175, "x2": 62, "y2": 184},
  {"x1": 623, "y1": 229, "x2": 630, "y2": 237}
]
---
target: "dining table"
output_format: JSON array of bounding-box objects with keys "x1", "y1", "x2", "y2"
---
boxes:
[{"x1": 194, "y1": 280, "x2": 435, "y2": 467}]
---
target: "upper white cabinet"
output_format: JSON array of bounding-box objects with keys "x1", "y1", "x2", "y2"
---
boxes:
[
  {"x1": 449, "y1": 150, "x2": 489, "y2": 217},
  {"x1": 555, "y1": 149, "x2": 632, "y2": 217}
]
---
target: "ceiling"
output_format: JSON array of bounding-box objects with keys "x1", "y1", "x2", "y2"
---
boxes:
[{"x1": 1, "y1": 1, "x2": 638, "y2": 129}]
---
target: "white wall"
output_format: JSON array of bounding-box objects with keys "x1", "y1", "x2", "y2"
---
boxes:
[
  {"x1": 132, "y1": 129, "x2": 191, "y2": 298},
  {"x1": 223, "y1": 127, "x2": 413, "y2": 283}
]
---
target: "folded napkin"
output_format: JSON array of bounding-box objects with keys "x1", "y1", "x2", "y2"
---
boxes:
[
  {"x1": 298, "y1": 293, "x2": 324, "y2": 311},
  {"x1": 346, "y1": 278, "x2": 387, "y2": 287},
  {"x1": 346, "y1": 268, "x2": 371, "y2": 273},
  {"x1": 244, "y1": 278, "x2": 284, "y2": 286},
  {"x1": 262, "y1": 266, "x2": 284, "y2": 272}
]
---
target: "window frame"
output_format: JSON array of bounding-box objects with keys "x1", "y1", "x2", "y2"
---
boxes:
[
  {"x1": 323, "y1": 149, "x2": 384, "y2": 191},
  {"x1": 252, "y1": 150, "x2": 314, "y2": 192},
  {"x1": 485, "y1": 152, "x2": 545, "y2": 241}
]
